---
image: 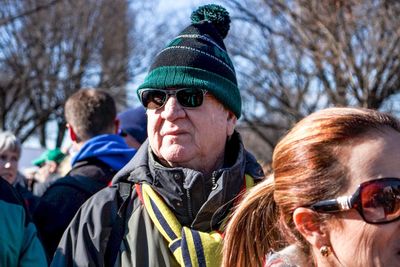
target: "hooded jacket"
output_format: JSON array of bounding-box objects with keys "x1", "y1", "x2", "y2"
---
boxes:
[
  {"x1": 52, "y1": 131, "x2": 264, "y2": 267},
  {"x1": 71, "y1": 134, "x2": 136, "y2": 170},
  {"x1": 34, "y1": 134, "x2": 136, "y2": 261}
]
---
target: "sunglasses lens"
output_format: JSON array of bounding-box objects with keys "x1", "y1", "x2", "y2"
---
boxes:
[
  {"x1": 141, "y1": 90, "x2": 167, "y2": 109},
  {"x1": 361, "y1": 179, "x2": 400, "y2": 223},
  {"x1": 140, "y1": 88, "x2": 205, "y2": 109},
  {"x1": 176, "y1": 88, "x2": 204, "y2": 108}
]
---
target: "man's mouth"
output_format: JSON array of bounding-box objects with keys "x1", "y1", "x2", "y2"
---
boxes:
[{"x1": 163, "y1": 130, "x2": 186, "y2": 136}]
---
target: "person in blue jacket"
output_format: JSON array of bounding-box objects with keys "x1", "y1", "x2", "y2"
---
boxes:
[
  {"x1": 33, "y1": 88, "x2": 136, "y2": 261},
  {"x1": 0, "y1": 176, "x2": 47, "y2": 266}
]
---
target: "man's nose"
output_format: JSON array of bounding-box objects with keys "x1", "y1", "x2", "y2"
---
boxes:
[{"x1": 161, "y1": 95, "x2": 185, "y2": 120}]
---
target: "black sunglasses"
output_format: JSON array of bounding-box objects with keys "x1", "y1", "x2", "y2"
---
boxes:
[
  {"x1": 139, "y1": 88, "x2": 207, "y2": 110},
  {"x1": 306, "y1": 177, "x2": 400, "y2": 224}
]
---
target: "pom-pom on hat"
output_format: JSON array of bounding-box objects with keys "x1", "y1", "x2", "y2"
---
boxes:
[{"x1": 137, "y1": 4, "x2": 241, "y2": 118}]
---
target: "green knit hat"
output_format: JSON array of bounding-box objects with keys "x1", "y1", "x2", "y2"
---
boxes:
[
  {"x1": 137, "y1": 4, "x2": 241, "y2": 118},
  {"x1": 32, "y1": 148, "x2": 66, "y2": 167}
]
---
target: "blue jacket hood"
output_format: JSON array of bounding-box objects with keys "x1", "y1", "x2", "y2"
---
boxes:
[{"x1": 72, "y1": 134, "x2": 136, "y2": 171}]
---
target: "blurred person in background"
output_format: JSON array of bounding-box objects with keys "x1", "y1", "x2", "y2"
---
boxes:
[
  {"x1": 0, "y1": 131, "x2": 39, "y2": 215},
  {"x1": 29, "y1": 148, "x2": 67, "y2": 196},
  {"x1": 117, "y1": 105, "x2": 148, "y2": 149},
  {"x1": 0, "y1": 176, "x2": 47, "y2": 266},
  {"x1": 33, "y1": 88, "x2": 136, "y2": 261},
  {"x1": 223, "y1": 107, "x2": 400, "y2": 267}
]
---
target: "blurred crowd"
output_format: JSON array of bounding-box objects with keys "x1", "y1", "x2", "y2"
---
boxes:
[{"x1": 0, "y1": 93, "x2": 147, "y2": 265}]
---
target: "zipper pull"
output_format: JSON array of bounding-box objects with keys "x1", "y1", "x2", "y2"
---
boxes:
[{"x1": 211, "y1": 172, "x2": 218, "y2": 190}]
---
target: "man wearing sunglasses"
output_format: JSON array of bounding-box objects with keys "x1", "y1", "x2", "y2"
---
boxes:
[{"x1": 52, "y1": 4, "x2": 264, "y2": 267}]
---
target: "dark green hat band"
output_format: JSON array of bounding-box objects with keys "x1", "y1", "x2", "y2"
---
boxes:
[{"x1": 137, "y1": 66, "x2": 241, "y2": 118}]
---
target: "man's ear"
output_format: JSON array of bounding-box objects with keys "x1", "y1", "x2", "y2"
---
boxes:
[
  {"x1": 293, "y1": 207, "x2": 330, "y2": 248},
  {"x1": 226, "y1": 111, "x2": 237, "y2": 136},
  {"x1": 67, "y1": 124, "x2": 78, "y2": 142},
  {"x1": 114, "y1": 118, "x2": 120, "y2": 135}
]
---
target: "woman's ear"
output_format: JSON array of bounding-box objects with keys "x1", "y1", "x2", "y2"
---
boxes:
[{"x1": 293, "y1": 207, "x2": 330, "y2": 248}]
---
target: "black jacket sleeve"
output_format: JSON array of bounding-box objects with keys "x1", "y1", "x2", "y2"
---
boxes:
[
  {"x1": 33, "y1": 183, "x2": 91, "y2": 260},
  {"x1": 50, "y1": 186, "x2": 121, "y2": 267}
]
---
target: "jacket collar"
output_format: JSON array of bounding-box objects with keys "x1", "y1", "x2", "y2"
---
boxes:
[{"x1": 112, "y1": 131, "x2": 264, "y2": 231}]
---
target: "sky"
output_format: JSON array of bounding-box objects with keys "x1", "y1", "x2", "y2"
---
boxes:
[
  {"x1": 156, "y1": 0, "x2": 228, "y2": 21},
  {"x1": 158, "y1": 0, "x2": 223, "y2": 11}
]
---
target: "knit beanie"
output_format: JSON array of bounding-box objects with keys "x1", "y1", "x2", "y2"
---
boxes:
[
  {"x1": 137, "y1": 4, "x2": 241, "y2": 118},
  {"x1": 117, "y1": 106, "x2": 148, "y2": 144}
]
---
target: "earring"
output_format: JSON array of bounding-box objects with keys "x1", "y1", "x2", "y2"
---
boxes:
[{"x1": 320, "y1": 245, "x2": 330, "y2": 257}]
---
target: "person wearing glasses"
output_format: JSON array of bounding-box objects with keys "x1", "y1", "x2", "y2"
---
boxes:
[
  {"x1": 52, "y1": 4, "x2": 264, "y2": 267},
  {"x1": 222, "y1": 107, "x2": 400, "y2": 267}
]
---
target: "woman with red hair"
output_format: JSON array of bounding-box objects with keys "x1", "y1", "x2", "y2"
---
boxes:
[{"x1": 223, "y1": 107, "x2": 400, "y2": 267}]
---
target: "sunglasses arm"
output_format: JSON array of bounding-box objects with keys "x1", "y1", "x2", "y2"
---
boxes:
[{"x1": 309, "y1": 196, "x2": 352, "y2": 213}]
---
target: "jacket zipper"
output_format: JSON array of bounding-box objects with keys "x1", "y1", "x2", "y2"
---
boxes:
[
  {"x1": 186, "y1": 189, "x2": 193, "y2": 220},
  {"x1": 187, "y1": 173, "x2": 218, "y2": 221},
  {"x1": 211, "y1": 172, "x2": 218, "y2": 190}
]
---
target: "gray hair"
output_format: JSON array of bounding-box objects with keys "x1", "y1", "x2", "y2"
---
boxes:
[{"x1": 0, "y1": 131, "x2": 21, "y2": 158}]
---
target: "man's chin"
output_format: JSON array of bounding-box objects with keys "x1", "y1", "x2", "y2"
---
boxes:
[{"x1": 159, "y1": 146, "x2": 195, "y2": 166}]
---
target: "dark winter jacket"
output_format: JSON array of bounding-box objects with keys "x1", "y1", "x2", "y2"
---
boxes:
[
  {"x1": 34, "y1": 134, "x2": 136, "y2": 261},
  {"x1": 51, "y1": 132, "x2": 264, "y2": 267},
  {"x1": 0, "y1": 176, "x2": 48, "y2": 267},
  {"x1": 15, "y1": 182, "x2": 40, "y2": 216},
  {"x1": 33, "y1": 158, "x2": 118, "y2": 261},
  {"x1": 13, "y1": 172, "x2": 40, "y2": 216}
]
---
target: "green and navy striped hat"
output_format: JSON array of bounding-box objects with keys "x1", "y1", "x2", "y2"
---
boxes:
[{"x1": 137, "y1": 4, "x2": 241, "y2": 118}]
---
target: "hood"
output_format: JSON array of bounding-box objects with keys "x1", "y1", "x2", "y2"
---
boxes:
[{"x1": 72, "y1": 134, "x2": 136, "y2": 171}]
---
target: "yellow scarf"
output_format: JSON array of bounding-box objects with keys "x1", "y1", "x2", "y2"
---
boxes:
[{"x1": 139, "y1": 174, "x2": 254, "y2": 267}]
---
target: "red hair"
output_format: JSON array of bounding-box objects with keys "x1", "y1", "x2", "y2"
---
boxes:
[{"x1": 222, "y1": 107, "x2": 400, "y2": 267}]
